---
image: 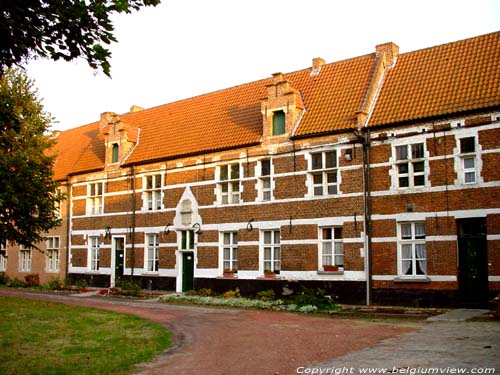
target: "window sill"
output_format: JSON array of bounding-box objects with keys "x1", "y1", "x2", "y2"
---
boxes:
[
  {"x1": 394, "y1": 276, "x2": 431, "y2": 283},
  {"x1": 217, "y1": 275, "x2": 239, "y2": 279},
  {"x1": 317, "y1": 270, "x2": 344, "y2": 275},
  {"x1": 257, "y1": 275, "x2": 282, "y2": 280}
]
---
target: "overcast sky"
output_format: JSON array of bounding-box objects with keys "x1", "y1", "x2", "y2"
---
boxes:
[{"x1": 26, "y1": 0, "x2": 500, "y2": 131}]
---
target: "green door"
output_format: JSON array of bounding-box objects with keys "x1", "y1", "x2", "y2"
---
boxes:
[
  {"x1": 457, "y1": 218, "x2": 488, "y2": 306},
  {"x1": 182, "y1": 252, "x2": 194, "y2": 292}
]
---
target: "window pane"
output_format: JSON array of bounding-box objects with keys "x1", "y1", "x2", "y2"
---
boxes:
[
  {"x1": 274, "y1": 247, "x2": 280, "y2": 260},
  {"x1": 322, "y1": 242, "x2": 332, "y2": 256},
  {"x1": 272, "y1": 110, "x2": 286, "y2": 135},
  {"x1": 402, "y1": 260, "x2": 413, "y2": 275},
  {"x1": 313, "y1": 173, "x2": 323, "y2": 184},
  {"x1": 314, "y1": 186, "x2": 323, "y2": 196},
  {"x1": 155, "y1": 175, "x2": 161, "y2": 188},
  {"x1": 220, "y1": 166, "x2": 228, "y2": 180},
  {"x1": 327, "y1": 172, "x2": 337, "y2": 183},
  {"x1": 264, "y1": 231, "x2": 272, "y2": 244},
  {"x1": 263, "y1": 178, "x2": 271, "y2": 189},
  {"x1": 264, "y1": 247, "x2": 271, "y2": 260},
  {"x1": 401, "y1": 244, "x2": 412, "y2": 259},
  {"x1": 460, "y1": 137, "x2": 475, "y2": 153},
  {"x1": 398, "y1": 163, "x2": 409, "y2": 174},
  {"x1": 221, "y1": 183, "x2": 228, "y2": 193},
  {"x1": 414, "y1": 175, "x2": 425, "y2": 186},
  {"x1": 413, "y1": 161, "x2": 424, "y2": 173},
  {"x1": 223, "y1": 233, "x2": 231, "y2": 245},
  {"x1": 231, "y1": 164, "x2": 239, "y2": 179},
  {"x1": 327, "y1": 185, "x2": 338, "y2": 195},
  {"x1": 415, "y1": 223, "x2": 425, "y2": 238},
  {"x1": 411, "y1": 143, "x2": 424, "y2": 159},
  {"x1": 401, "y1": 224, "x2": 412, "y2": 239},
  {"x1": 274, "y1": 231, "x2": 280, "y2": 244},
  {"x1": 396, "y1": 146, "x2": 407, "y2": 160},
  {"x1": 322, "y1": 228, "x2": 332, "y2": 240},
  {"x1": 312, "y1": 154, "x2": 322, "y2": 170},
  {"x1": 325, "y1": 151, "x2": 337, "y2": 168},
  {"x1": 465, "y1": 171, "x2": 476, "y2": 183},
  {"x1": 464, "y1": 157, "x2": 475, "y2": 169},
  {"x1": 224, "y1": 248, "x2": 230, "y2": 259},
  {"x1": 261, "y1": 160, "x2": 271, "y2": 176},
  {"x1": 146, "y1": 176, "x2": 152, "y2": 189},
  {"x1": 334, "y1": 227, "x2": 343, "y2": 239},
  {"x1": 399, "y1": 177, "x2": 409, "y2": 187}
]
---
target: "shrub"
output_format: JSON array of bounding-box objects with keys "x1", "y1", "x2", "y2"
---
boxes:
[
  {"x1": 0, "y1": 272, "x2": 9, "y2": 285},
  {"x1": 116, "y1": 278, "x2": 142, "y2": 295},
  {"x1": 287, "y1": 286, "x2": 338, "y2": 310},
  {"x1": 223, "y1": 288, "x2": 240, "y2": 298},
  {"x1": 45, "y1": 277, "x2": 62, "y2": 290},
  {"x1": 76, "y1": 279, "x2": 88, "y2": 289},
  {"x1": 24, "y1": 273, "x2": 40, "y2": 287},
  {"x1": 256, "y1": 289, "x2": 276, "y2": 301},
  {"x1": 185, "y1": 288, "x2": 214, "y2": 297},
  {"x1": 8, "y1": 278, "x2": 24, "y2": 288}
]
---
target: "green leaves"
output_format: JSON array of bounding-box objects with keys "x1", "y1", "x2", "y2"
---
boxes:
[
  {"x1": 0, "y1": 68, "x2": 63, "y2": 249},
  {"x1": 0, "y1": 0, "x2": 161, "y2": 77}
]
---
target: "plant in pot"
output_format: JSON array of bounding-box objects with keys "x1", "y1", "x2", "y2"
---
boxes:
[
  {"x1": 264, "y1": 270, "x2": 277, "y2": 278},
  {"x1": 323, "y1": 265, "x2": 340, "y2": 272},
  {"x1": 223, "y1": 269, "x2": 237, "y2": 277}
]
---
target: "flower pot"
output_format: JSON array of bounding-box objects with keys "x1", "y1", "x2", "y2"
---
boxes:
[{"x1": 324, "y1": 266, "x2": 339, "y2": 272}]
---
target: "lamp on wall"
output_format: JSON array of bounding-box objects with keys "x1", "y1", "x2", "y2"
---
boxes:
[
  {"x1": 247, "y1": 218, "x2": 255, "y2": 232},
  {"x1": 344, "y1": 148, "x2": 353, "y2": 161},
  {"x1": 192, "y1": 223, "x2": 201, "y2": 235},
  {"x1": 104, "y1": 226, "x2": 111, "y2": 239},
  {"x1": 163, "y1": 223, "x2": 171, "y2": 236}
]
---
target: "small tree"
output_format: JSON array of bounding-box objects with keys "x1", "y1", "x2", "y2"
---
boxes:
[{"x1": 0, "y1": 68, "x2": 63, "y2": 249}]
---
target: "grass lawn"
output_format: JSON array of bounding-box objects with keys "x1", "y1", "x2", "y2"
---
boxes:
[{"x1": 0, "y1": 296, "x2": 172, "y2": 375}]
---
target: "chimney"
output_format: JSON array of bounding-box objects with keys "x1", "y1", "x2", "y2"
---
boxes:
[
  {"x1": 375, "y1": 42, "x2": 399, "y2": 67},
  {"x1": 129, "y1": 104, "x2": 144, "y2": 113},
  {"x1": 311, "y1": 57, "x2": 325, "y2": 75}
]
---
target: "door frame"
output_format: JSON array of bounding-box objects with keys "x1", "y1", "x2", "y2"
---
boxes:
[{"x1": 111, "y1": 236, "x2": 126, "y2": 288}]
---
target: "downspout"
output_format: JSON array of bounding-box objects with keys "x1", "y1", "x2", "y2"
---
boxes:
[
  {"x1": 130, "y1": 165, "x2": 136, "y2": 277},
  {"x1": 64, "y1": 177, "x2": 72, "y2": 282}
]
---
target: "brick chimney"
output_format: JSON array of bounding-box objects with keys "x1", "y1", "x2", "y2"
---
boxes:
[
  {"x1": 311, "y1": 57, "x2": 325, "y2": 76},
  {"x1": 375, "y1": 42, "x2": 399, "y2": 67}
]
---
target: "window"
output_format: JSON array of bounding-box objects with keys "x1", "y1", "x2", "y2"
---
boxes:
[
  {"x1": 180, "y1": 230, "x2": 195, "y2": 250},
  {"x1": 262, "y1": 230, "x2": 280, "y2": 274},
  {"x1": 221, "y1": 232, "x2": 238, "y2": 272},
  {"x1": 272, "y1": 110, "x2": 286, "y2": 135},
  {"x1": 218, "y1": 164, "x2": 240, "y2": 204},
  {"x1": 111, "y1": 143, "x2": 119, "y2": 163},
  {"x1": 398, "y1": 222, "x2": 426, "y2": 276},
  {"x1": 459, "y1": 137, "x2": 477, "y2": 184},
  {"x1": 259, "y1": 159, "x2": 272, "y2": 201},
  {"x1": 146, "y1": 234, "x2": 159, "y2": 272},
  {"x1": 144, "y1": 174, "x2": 163, "y2": 211},
  {"x1": 54, "y1": 188, "x2": 62, "y2": 218},
  {"x1": 320, "y1": 227, "x2": 344, "y2": 269},
  {"x1": 89, "y1": 236, "x2": 100, "y2": 271},
  {"x1": 46, "y1": 237, "x2": 60, "y2": 272},
  {"x1": 0, "y1": 240, "x2": 7, "y2": 272},
  {"x1": 395, "y1": 143, "x2": 425, "y2": 188},
  {"x1": 310, "y1": 151, "x2": 338, "y2": 196},
  {"x1": 19, "y1": 246, "x2": 32, "y2": 272},
  {"x1": 87, "y1": 182, "x2": 104, "y2": 215}
]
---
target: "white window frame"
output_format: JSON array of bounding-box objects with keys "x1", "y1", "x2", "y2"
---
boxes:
[
  {"x1": 261, "y1": 229, "x2": 281, "y2": 274},
  {"x1": 397, "y1": 222, "x2": 427, "y2": 277},
  {"x1": 0, "y1": 240, "x2": 7, "y2": 272},
  {"x1": 220, "y1": 232, "x2": 238, "y2": 273},
  {"x1": 143, "y1": 174, "x2": 163, "y2": 211},
  {"x1": 145, "y1": 234, "x2": 159, "y2": 272},
  {"x1": 46, "y1": 237, "x2": 60, "y2": 272},
  {"x1": 89, "y1": 236, "x2": 100, "y2": 271},
  {"x1": 393, "y1": 143, "x2": 426, "y2": 189},
  {"x1": 458, "y1": 136, "x2": 477, "y2": 184},
  {"x1": 218, "y1": 163, "x2": 241, "y2": 205},
  {"x1": 309, "y1": 150, "x2": 338, "y2": 196},
  {"x1": 319, "y1": 227, "x2": 344, "y2": 270},
  {"x1": 87, "y1": 182, "x2": 104, "y2": 215},
  {"x1": 258, "y1": 159, "x2": 273, "y2": 201},
  {"x1": 19, "y1": 246, "x2": 32, "y2": 272}
]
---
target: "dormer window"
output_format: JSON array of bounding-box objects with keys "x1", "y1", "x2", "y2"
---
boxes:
[
  {"x1": 111, "y1": 143, "x2": 119, "y2": 163},
  {"x1": 272, "y1": 110, "x2": 285, "y2": 136}
]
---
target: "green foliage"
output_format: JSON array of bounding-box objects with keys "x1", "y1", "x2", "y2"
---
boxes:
[
  {"x1": 0, "y1": 68, "x2": 64, "y2": 249},
  {"x1": 0, "y1": 0, "x2": 161, "y2": 77},
  {"x1": 286, "y1": 287, "x2": 338, "y2": 310},
  {"x1": 44, "y1": 277, "x2": 63, "y2": 290},
  {"x1": 0, "y1": 272, "x2": 9, "y2": 285},
  {"x1": 115, "y1": 278, "x2": 141, "y2": 294},
  {"x1": 185, "y1": 288, "x2": 214, "y2": 297},
  {"x1": 256, "y1": 289, "x2": 276, "y2": 301},
  {"x1": 75, "y1": 279, "x2": 88, "y2": 290},
  {"x1": 7, "y1": 278, "x2": 23, "y2": 288},
  {"x1": 23, "y1": 273, "x2": 40, "y2": 287}
]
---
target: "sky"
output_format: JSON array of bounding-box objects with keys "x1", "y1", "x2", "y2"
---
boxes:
[{"x1": 26, "y1": 0, "x2": 500, "y2": 132}]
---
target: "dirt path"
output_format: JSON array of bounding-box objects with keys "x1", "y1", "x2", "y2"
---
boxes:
[{"x1": 0, "y1": 289, "x2": 419, "y2": 374}]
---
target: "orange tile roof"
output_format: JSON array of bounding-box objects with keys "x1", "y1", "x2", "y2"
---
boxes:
[
  {"x1": 370, "y1": 31, "x2": 500, "y2": 126},
  {"x1": 51, "y1": 31, "x2": 500, "y2": 180}
]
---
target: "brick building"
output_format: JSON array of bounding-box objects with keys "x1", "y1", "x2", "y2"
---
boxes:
[{"x1": 2, "y1": 31, "x2": 499, "y2": 307}]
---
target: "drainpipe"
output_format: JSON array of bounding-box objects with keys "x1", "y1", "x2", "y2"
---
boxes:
[
  {"x1": 130, "y1": 165, "x2": 136, "y2": 277},
  {"x1": 356, "y1": 130, "x2": 372, "y2": 306},
  {"x1": 64, "y1": 177, "x2": 72, "y2": 283}
]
